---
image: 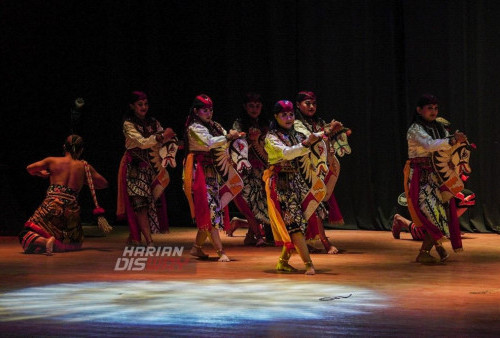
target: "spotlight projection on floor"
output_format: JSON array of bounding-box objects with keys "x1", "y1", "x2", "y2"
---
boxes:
[{"x1": 0, "y1": 279, "x2": 388, "y2": 326}]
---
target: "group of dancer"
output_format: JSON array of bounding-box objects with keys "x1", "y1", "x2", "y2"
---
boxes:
[
  {"x1": 178, "y1": 91, "x2": 349, "y2": 272},
  {"x1": 19, "y1": 91, "x2": 471, "y2": 273}
]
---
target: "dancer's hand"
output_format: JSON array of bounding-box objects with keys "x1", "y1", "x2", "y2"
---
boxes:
[
  {"x1": 302, "y1": 133, "x2": 320, "y2": 147},
  {"x1": 36, "y1": 170, "x2": 51, "y2": 178},
  {"x1": 162, "y1": 128, "x2": 176, "y2": 142},
  {"x1": 453, "y1": 130, "x2": 467, "y2": 143},
  {"x1": 226, "y1": 129, "x2": 240, "y2": 141},
  {"x1": 324, "y1": 120, "x2": 343, "y2": 136}
]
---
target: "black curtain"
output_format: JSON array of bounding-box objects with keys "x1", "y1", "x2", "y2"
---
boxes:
[{"x1": 1, "y1": 0, "x2": 499, "y2": 233}]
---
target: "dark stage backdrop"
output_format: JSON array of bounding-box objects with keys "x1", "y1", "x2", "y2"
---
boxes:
[{"x1": 1, "y1": 0, "x2": 499, "y2": 234}]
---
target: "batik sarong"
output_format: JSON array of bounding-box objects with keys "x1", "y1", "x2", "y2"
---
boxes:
[{"x1": 19, "y1": 184, "x2": 82, "y2": 253}]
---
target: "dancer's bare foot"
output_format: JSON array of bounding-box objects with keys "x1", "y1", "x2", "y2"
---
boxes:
[
  {"x1": 304, "y1": 261, "x2": 315, "y2": 275},
  {"x1": 190, "y1": 245, "x2": 208, "y2": 259},
  {"x1": 243, "y1": 233, "x2": 258, "y2": 246},
  {"x1": 435, "y1": 245, "x2": 449, "y2": 262},
  {"x1": 126, "y1": 238, "x2": 141, "y2": 246},
  {"x1": 46, "y1": 237, "x2": 55, "y2": 256},
  {"x1": 327, "y1": 246, "x2": 339, "y2": 254},
  {"x1": 217, "y1": 251, "x2": 230, "y2": 262},
  {"x1": 227, "y1": 219, "x2": 236, "y2": 237},
  {"x1": 416, "y1": 249, "x2": 439, "y2": 264},
  {"x1": 255, "y1": 238, "x2": 266, "y2": 247},
  {"x1": 321, "y1": 238, "x2": 339, "y2": 254},
  {"x1": 392, "y1": 214, "x2": 409, "y2": 239},
  {"x1": 227, "y1": 217, "x2": 247, "y2": 237}
]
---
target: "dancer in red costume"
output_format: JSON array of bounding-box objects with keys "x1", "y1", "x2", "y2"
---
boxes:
[
  {"x1": 394, "y1": 114, "x2": 475, "y2": 243},
  {"x1": 229, "y1": 92, "x2": 273, "y2": 246},
  {"x1": 116, "y1": 91, "x2": 177, "y2": 246},
  {"x1": 403, "y1": 94, "x2": 467, "y2": 264},
  {"x1": 183, "y1": 94, "x2": 243, "y2": 262},
  {"x1": 264, "y1": 100, "x2": 326, "y2": 275},
  {"x1": 294, "y1": 91, "x2": 350, "y2": 254}
]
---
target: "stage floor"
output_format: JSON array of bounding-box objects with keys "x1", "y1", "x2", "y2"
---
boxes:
[{"x1": 1, "y1": 226, "x2": 500, "y2": 337}]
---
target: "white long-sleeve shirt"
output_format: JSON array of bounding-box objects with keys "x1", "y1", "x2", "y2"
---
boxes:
[
  {"x1": 187, "y1": 122, "x2": 227, "y2": 152},
  {"x1": 407, "y1": 123, "x2": 450, "y2": 158}
]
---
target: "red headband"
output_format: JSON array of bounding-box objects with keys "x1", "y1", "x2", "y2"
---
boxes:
[
  {"x1": 196, "y1": 95, "x2": 213, "y2": 108},
  {"x1": 296, "y1": 91, "x2": 316, "y2": 102},
  {"x1": 274, "y1": 100, "x2": 294, "y2": 113}
]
